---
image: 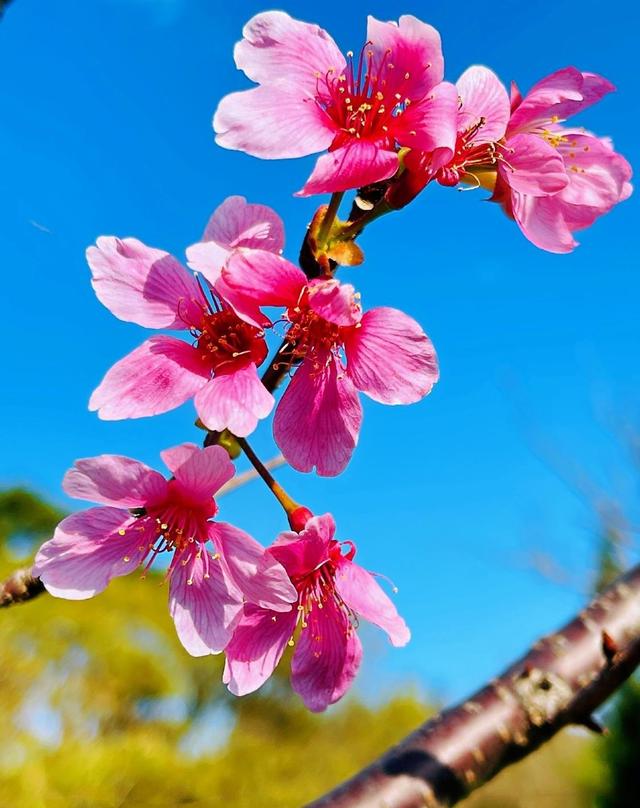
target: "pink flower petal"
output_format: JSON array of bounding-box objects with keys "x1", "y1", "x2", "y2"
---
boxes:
[
  {"x1": 456, "y1": 65, "x2": 510, "y2": 142},
  {"x1": 194, "y1": 365, "x2": 274, "y2": 437},
  {"x1": 273, "y1": 353, "x2": 362, "y2": 477},
  {"x1": 212, "y1": 522, "x2": 297, "y2": 611},
  {"x1": 184, "y1": 240, "x2": 229, "y2": 287},
  {"x1": 499, "y1": 133, "x2": 568, "y2": 196},
  {"x1": 393, "y1": 80, "x2": 458, "y2": 160},
  {"x1": 169, "y1": 549, "x2": 243, "y2": 656},
  {"x1": 234, "y1": 11, "x2": 346, "y2": 93},
  {"x1": 214, "y1": 84, "x2": 334, "y2": 159},
  {"x1": 202, "y1": 195, "x2": 285, "y2": 253},
  {"x1": 33, "y1": 508, "x2": 147, "y2": 599},
  {"x1": 88, "y1": 237, "x2": 204, "y2": 330},
  {"x1": 223, "y1": 604, "x2": 298, "y2": 696},
  {"x1": 63, "y1": 455, "x2": 168, "y2": 508},
  {"x1": 334, "y1": 559, "x2": 411, "y2": 647},
  {"x1": 223, "y1": 250, "x2": 306, "y2": 315},
  {"x1": 344, "y1": 307, "x2": 439, "y2": 404},
  {"x1": 297, "y1": 141, "x2": 399, "y2": 196},
  {"x1": 161, "y1": 443, "x2": 235, "y2": 500},
  {"x1": 307, "y1": 279, "x2": 362, "y2": 327},
  {"x1": 269, "y1": 515, "x2": 336, "y2": 581},
  {"x1": 89, "y1": 336, "x2": 209, "y2": 421},
  {"x1": 291, "y1": 597, "x2": 363, "y2": 712},
  {"x1": 511, "y1": 192, "x2": 577, "y2": 253},
  {"x1": 366, "y1": 14, "x2": 444, "y2": 91}
]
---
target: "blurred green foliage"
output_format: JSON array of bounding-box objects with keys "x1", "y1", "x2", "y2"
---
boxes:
[{"x1": 0, "y1": 487, "x2": 627, "y2": 807}]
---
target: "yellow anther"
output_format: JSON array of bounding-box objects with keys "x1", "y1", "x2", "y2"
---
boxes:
[
  {"x1": 376, "y1": 91, "x2": 384, "y2": 100},
  {"x1": 187, "y1": 579, "x2": 193, "y2": 585},
  {"x1": 118, "y1": 529, "x2": 126, "y2": 536},
  {"x1": 404, "y1": 71, "x2": 410, "y2": 79},
  {"x1": 123, "y1": 556, "x2": 130, "y2": 562},
  {"x1": 287, "y1": 638, "x2": 295, "y2": 647},
  {"x1": 160, "y1": 523, "x2": 168, "y2": 530}
]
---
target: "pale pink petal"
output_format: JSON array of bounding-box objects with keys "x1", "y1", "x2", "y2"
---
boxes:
[
  {"x1": 344, "y1": 307, "x2": 439, "y2": 404},
  {"x1": 214, "y1": 85, "x2": 334, "y2": 159},
  {"x1": 162, "y1": 443, "x2": 234, "y2": 499},
  {"x1": 223, "y1": 251, "x2": 306, "y2": 312},
  {"x1": 194, "y1": 365, "x2": 274, "y2": 438},
  {"x1": 169, "y1": 550, "x2": 243, "y2": 656},
  {"x1": 211, "y1": 522, "x2": 296, "y2": 611},
  {"x1": 297, "y1": 141, "x2": 399, "y2": 197},
  {"x1": 366, "y1": 14, "x2": 444, "y2": 91},
  {"x1": 307, "y1": 279, "x2": 362, "y2": 327},
  {"x1": 273, "y1": 353, "x2": 362, "y2": 476},
  {"x1": 556, "y1": 133, "x2": 631, "y2": 211},
  {"x1": 512, "y1": 192, "x2": 577, "y2": 254},
  {"x1": 334, "y1": 559, "x2": 410, "y2": 647},
  {"x1": 203, "y1": 194, "x2": 285, "y2": 253},
  {"x1": 394, "y1": 81, "x2": 458, "y2": 156},
  {"x1": 33, "y1": 508, "x2": 147, "y2": 599},
  {"x1": 88, "y1": 237, "x2": 204, "y2": 330},
  {"x1": 499, "y1": 133, "x2": 568, "y2": 196},
  {"x1": 184, "y1": 240, "x2": 229, "y2": 287},
  {"x1": 456, "y1": 65, "x2": 510, "y2": 142},
  {"x1": 89, "y1": 336, "x2": 209, "y2": 421},
  {"x1": 291, "y1": 598, "x2": 363, "y2": 712},
  {"x1": 63, "y1": 455, "x2": 168, "y2": 508},
  {"x1": 223, "y1": 604, "x2": 298, "y2": 696},
  {"x1": 234, "y1": 11, "x2": 346, "y2": 93}
]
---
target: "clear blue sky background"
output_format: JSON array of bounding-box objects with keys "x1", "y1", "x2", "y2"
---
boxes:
[{"x1": 1, "y1": 0, "x2": 639, "y2": 706}]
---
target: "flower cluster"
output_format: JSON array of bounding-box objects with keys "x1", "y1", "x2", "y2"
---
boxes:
[{"x1": 34, "y1": 10, "x2": 631, "y2": 712}]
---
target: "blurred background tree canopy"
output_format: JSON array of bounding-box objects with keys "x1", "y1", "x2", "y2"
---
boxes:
[{"x1": 1, "y1": 486, "x2": 636, "y2": 807}]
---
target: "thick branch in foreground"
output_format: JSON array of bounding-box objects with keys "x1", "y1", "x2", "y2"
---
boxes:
[
  {"x1": 308, "y1": 564, "x2": 640, "y2": 808},
  {"x1": 0, "y1": 567, "x2": 45, "y2": 608}
]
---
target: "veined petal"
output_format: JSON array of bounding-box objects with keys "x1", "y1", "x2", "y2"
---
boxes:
[
  {"x1": 88, "y1": 237, "x2": 204, "y2": 330},
  {"x1": 344, "y1": 307, "x2": 439, "y2": 404},
  {"x1": 394, "y1": 81, "x2": 458, "y2": 156},
  {"x1": 169, "y1": 550, "x2": 243, "y2": 656},
  {"x1": 456, "y1": 65, "x2": 510, "y2": 142},
  {"x1": 214, "y1": 84, "x2": 335, "y2": 159},
  {"x1": 161, "y1": 443, "x2": 234, "y2": 499},
  {"x1": 63, "y1": 455, "x2": 168, "y2": 508},
  {"x1": 499, "y1": 133, "x2": 568, "y2": 196},
  {"x1": 223, "y1": 604, "x2": 298, "y2": 696},
  {"x1": 334, "y1": 559, "x2": 410, "y2": 647},
  {"x1": 512, "y1": 192, "x2": 577, "y2": 253},
  {"x1": 194, "y1": 365, "x2": 274, "y2": 438},
  {"x1": 307, "y1": 279, "x2": 362, "y2": 327},
  {"x1": 273, "y1": 353, "x2": 362, "y2": 477},
  {"x1": 223, "y1": 250, "x2": 306, "y2": 312},
  {"x1": 212, "y1": 522, "x2": 297, "y2": 611},
  {"x1": 33, "y1": 508, "x2": 146, "y2": 599},
  {"x1": 202, "y1": 195, "x2": 285, "y2": 253},
  {"x1": 234, "y1": 11, "x2": 346, "y2": 93},
  {"x1": 185, "y1": 240, "x2": 229, "y2": 287},
  {"x1": 291, "y1": 598, "x2": 363, "y2": 712},
  {"x1": 297, "y1": 141, "x2": 398, "y2": 197},
  {"x1": 89, "y1": 336, "x2": 209, "y2": 421},
  {"x1": 366, "y1": 14, "x2": 444, "y2": 91},
  {"x1": 269, "y1": 515, "x2": 337, "y2": 581}
]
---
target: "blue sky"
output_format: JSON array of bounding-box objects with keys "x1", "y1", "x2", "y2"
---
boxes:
[{"x1": 1, "y1": 0, "x2": 639, "y2": 705}]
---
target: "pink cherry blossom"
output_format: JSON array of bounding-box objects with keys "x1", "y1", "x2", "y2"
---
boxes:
[
  {"x1": 222, "y1": 250, "x2": 439, "y2": 476},
  {"x1": 223, "y1": 513, "x2": 410, "y2": 712},
  {"x1": 213, "y1": 11, "x2": 458, "y2": 196},
  {"x1": 33, "y1": 444, "x2": 297, "y2": 656},
  {"x1": 88, "y1": 224, "x2": 274, "y2": 437}
]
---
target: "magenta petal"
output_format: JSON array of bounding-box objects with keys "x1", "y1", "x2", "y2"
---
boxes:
[
  {"x1": 223, "y1": 604, "x2": 298, "y2": 696},
  {"x1": 456, "y1": 65, "x2": 510, "y2": 142},
  {"x1": 291, "y1": 598, "x2": 363, "y2": 712},
  {"x1": 334, "y1": 560, "x2": 411, "y2": 647},
  {"x1": 169, "y1": 550, "x2": 243, "y2": 656},
  {"x1": 33, "y1": 508, "x2": 146, "y2": 599},
  {"x1": 194, "y1": 365, "x2": 274, "y2": 438},
  {"x1": 223, "y1": 250, "x2": 306, "y2": 312},
  {"x1": 500, "y1": 133, "x2": 568, "y2": 196},
  {"x1": 269, "y1": 515, "x2": 336, "y2": 581},
  {"x1": 366, "y1": 14, "x2": 444, "y2": 91},
  {"x1": 297, "y1": 141, "x2": 399, "y2": 197},
  {"x1": 63, "y1": 455, "x2": 168, "y2": 508},
  {"x1": 212, "y1": 522, "x2": 296, "y2": 611},
  {"x1": 511, "y1": 192, "x2": 577, "y2": 253},
  {"x1": 89, "y1": 336, "x2": 209, "y2": 420},
  {"x1": 395, "y1": 81, "x2": 458, "y2": 156},
  {"x1": 234, "y1": 11, "x2": 345, "y2": 93},
  {"x1": 88, "y1": 237, "x2": 204, "y2": 330},
  {"x1": 507, "y1": 66, "x2": 584, "y2": 131},
  {"x1": 161, "y1": 443, "x2": 234, "y2": 499},
  {"x1": 344, "y1": 307, "x2": 439, "y2": 404},
  {"x1": 203, "y1": 195, "x2": 285, "y2": 254},
  {"x1": 214, "y1": 84, "x2": 334, "y2": 159},
  {"x1": 307, "y1": 279, "x2": 362, "y2": 327},
  {"x1": 273, "y1": 354, "x2": 362, "y2": 476}
]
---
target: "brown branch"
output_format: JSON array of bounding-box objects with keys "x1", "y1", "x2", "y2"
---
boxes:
[
  {"x1": 0, "y1": 567, "x2": 45, "y2": 608},
  {"x1": 307, "y1": 563, "x2": 640, "y2": 808}
]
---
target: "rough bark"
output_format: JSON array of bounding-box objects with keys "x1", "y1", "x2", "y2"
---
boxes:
[{"x1": 307, "y1": 563, "x2": 640, "y2": 808}]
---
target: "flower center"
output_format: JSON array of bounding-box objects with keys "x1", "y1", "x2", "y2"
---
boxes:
[
  {"x1": 315, "y1": 45, "x2": 417, "y2": 148},
  {"x1": 437, "y1": 118, "x2": 497, "y2": 187},
  {"x1": 196, "y1": 309, "x2": 267, "y2": 376}
]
